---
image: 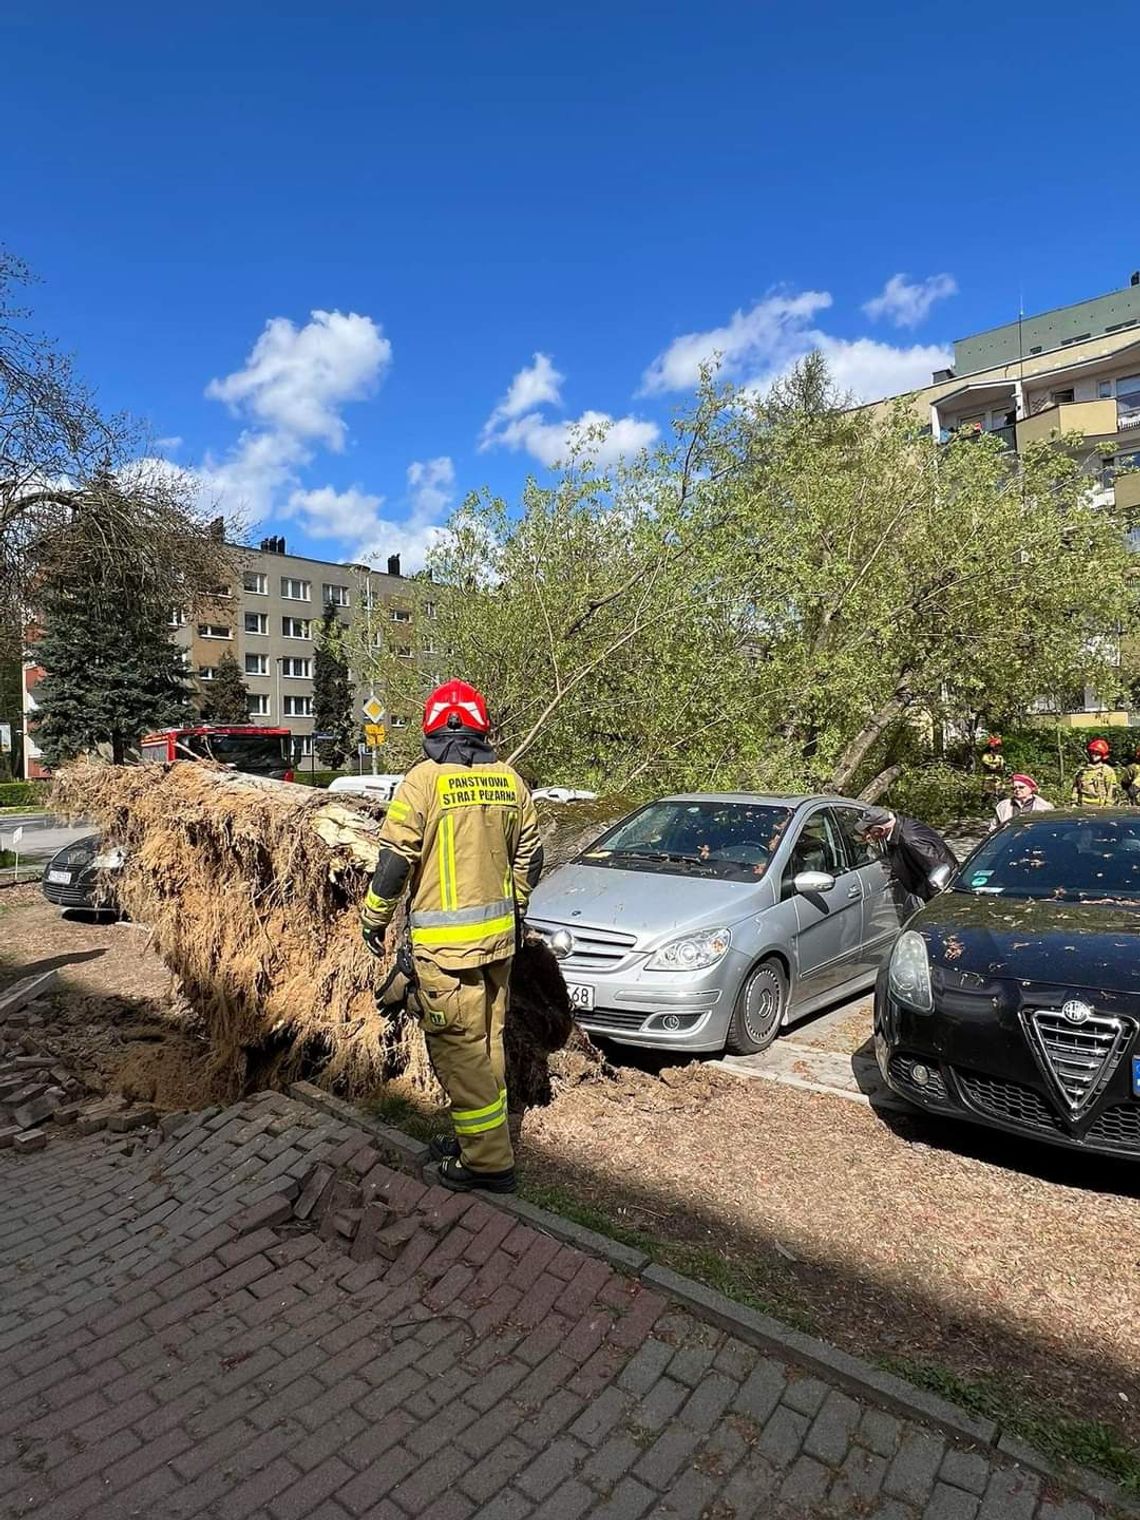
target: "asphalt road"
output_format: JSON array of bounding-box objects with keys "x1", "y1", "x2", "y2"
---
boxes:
[{"x1": 0, "y1": 811, "x2": 93, "y2": 861}]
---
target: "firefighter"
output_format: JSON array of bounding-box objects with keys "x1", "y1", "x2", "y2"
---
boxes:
[
  {"x1": 1071, "y1": 737, "x2": 1123, "y2": 807},
  {"x1": 360, "y1": 680, "x2": 543, "y2": 1194},
  {"x1": 1120, "y1": 745, "x2": 1140, "y2": 805},
  {"x1": 979, "y1": 735, "x2": 1005, "y2": 805}
]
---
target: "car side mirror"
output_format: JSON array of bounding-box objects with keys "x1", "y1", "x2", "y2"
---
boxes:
[
  {"x1": 928, "y1": 863, "x2": 953, "y2": 893},
  {"x1": 793, "y1": 870, "x2": 835, "y2": 895}
]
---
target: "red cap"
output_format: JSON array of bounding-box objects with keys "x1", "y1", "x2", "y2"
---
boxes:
[
  {"x1": 1088, "y1": 737, "x2": 1111, "y2": 758},
  {"x1": 423, "y1": 679, "x2": 490, "y2": 735},
  {"x1": 1010, "y1": 773, "x2": 1037, "y2": 791},
  {"x1": 986, "y1": 734, "x2": 1002, "y2": 747}
]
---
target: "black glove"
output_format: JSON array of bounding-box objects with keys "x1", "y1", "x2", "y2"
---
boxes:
[{"x1": 362, "y1": 923, "x2": 386, "y2": 958}]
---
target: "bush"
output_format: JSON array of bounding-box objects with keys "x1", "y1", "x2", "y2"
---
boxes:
[
  {"x1": 0, "y1": 781, "x2": 49, "y2": 808},
  {"x1": 880, "y1": 763, "x2": 982, "y2": 826}
]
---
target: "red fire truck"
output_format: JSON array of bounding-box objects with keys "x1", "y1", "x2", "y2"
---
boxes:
[{"x1": 139, "y1": 725, "x2": 295, "y2": 781}]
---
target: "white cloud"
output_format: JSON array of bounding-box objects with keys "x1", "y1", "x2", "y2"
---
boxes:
[
  {"x1": 154, "y1": 435, "x2": 183, "y2": 453},
  {"x1": 205, "y1": 309, "x2": 391, "y2": 448},
  {"x1": 197, "y1": 429, "x2": 309, "y2": 522},
  {"x1": 481, "y1": 353, "x2": 564, "y2": 444},
  {"x1": 640, "y1": 291, "x2": 833, "y2": 395},
  {"x1": 407, "y1": 456, "x2": 456, "y2": 517},
  {"x1": 286, "y1": 484, "x2": 386, "y2": 543},
  {"x1": 815, "y1": 336, "x2": 953, "y2": 401},
  {"x1": 644, "y1": 289, "x2": 951, "y2": 405},
  {"x1": 481, "y1": 355, "x2": 658, "y2": 468},
  {"x1": 284, "y1": 457, "x2": 457, "y2": 574},
  {"x1": 862, "y1": 273, "x2": 957, "y2": 329}
]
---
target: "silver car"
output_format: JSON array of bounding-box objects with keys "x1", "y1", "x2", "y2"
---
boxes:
[{"x1": 527, "y1": 793, "x2": 907, "y2": 1054}]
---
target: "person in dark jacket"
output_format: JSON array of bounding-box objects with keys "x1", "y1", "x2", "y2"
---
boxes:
[{"x1": 855, "y1": 806, "x2": 957, "y2": 908}]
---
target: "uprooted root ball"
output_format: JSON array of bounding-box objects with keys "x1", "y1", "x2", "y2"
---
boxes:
[{"x1": 52, "y1": 760, "x2": 604, "y2": 1108}]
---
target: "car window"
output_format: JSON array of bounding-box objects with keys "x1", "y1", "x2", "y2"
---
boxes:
[
  {"x1": 783, "y1": 811, "x2": 844, "y2": 886},
  {"x1": 833, "y1": 808, "x2": 878, "y2": 868},
  {"x1": 955, "y1": 814, "x2": 1140, "y2": 901},
  {"x1": 583, "y1": 801, "x2": 793, "y2": 882}
]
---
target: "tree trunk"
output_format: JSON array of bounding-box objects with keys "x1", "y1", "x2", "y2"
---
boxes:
[
  {"x1": 111, "y1": 730, "x2": 125, "y2": 766},
  {"x1": 857, "y1": 762, "x2": 902, "y2": 804},
  {"x1": 829, "y1": 682, "x2": 912, "y2": 793}
]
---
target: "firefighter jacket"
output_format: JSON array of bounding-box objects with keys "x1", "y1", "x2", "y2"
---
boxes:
[
  {"x1": 1121, "y1": 761, "x2": 1140, "y2": 798},
  {"x1": 361, "y1": 753, "x2": 543, "y2": 969},
  {"x1": 1070, "y1": 762, "x2": 1123, "y2": 807}
]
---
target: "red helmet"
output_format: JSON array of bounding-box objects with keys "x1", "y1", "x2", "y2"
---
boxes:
[
  {"x1": 1088, "y1": 737, "x2": 1111, "y2": 758},
  {"x1": 423, "y1": 680, "x2": 490, "y2": 735},
  {"x1": 986, "y1": 735, "x2": 1002, "y2": 748}
]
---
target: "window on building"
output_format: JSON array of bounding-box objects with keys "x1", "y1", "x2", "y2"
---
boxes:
[
  {"x1": 169, "y1": 609, "x2": 187, "y2": 627},
  {"x1": 248, "y1": 694, "x2": 271, "y2": 717},
  {"x1": 1050, "y1": 388, "x2": 1075, "y2": 405},
  {"x1": 297, "y1": 734, "x2": 313, "y2": 757},
  {"x1": 283, "y1": 695, "x2": 313, "y2": 717},
  {"x1": 243, "y1": 571, "x2": 268, "y2": 594},
  {"x1": 423, "y1": 601, "x2": 437, "y2": 619},
  {"x1": 391, "y1": 643, "x2": 414, "y2": 659},
  {"x1": 244, "y1": 612, "x2": 268, "y2": 635},
  {"x1": 282, "y1": 617, "x2": 312, "y2": 639},
  {"x1": 281, "y1": 657, "x2": 312, "y2": 678},
  {"x1": 281, "y1": 577, "x2": 311, "y2": 600},
  {"x1": 197, "y1": 623, "x2": 232, "y2": 640},
  {"x1": 245, "y1": 654, "x2": 269, "y2": 676},
  {"x1": 1117, "y1": 375, "x2": 1140, "y2": 432},
  {"x1": 323, "y1": 583, "x2": 350, "y2": 607},
  {"x1": 198, "y1": 666, "x2": 217, "y2": 681},
  {"x1": 1098, "y1": 379, "x2": 1114, "y2": 400},
  {"x1": 422, "y1": 637, "x2": 437, "y2": 654},
  {"x1": 390, "y1": 608, "x2": 413, "y2": 623}
]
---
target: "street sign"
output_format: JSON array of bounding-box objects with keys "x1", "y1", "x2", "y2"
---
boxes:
[
  {"x1": 362, "y1": 696, "x2": 384, "y2": 724},
  {"x1": 363, "y1": 723, "x2": 386, "y2": 746},
  {"x1": 0, "y1": 722, "x2": 10, "y2": 753},
  {"x1": 314, "y1": 732, "x2": 335, "y2": 741},
  {"x1": 10, "y1": 827, "x2": 23, "y2": 847}
]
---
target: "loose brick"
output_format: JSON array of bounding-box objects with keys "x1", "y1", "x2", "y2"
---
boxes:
[{"x1": 13, "y1": 1128, "x2": 47, "y2": 1151}]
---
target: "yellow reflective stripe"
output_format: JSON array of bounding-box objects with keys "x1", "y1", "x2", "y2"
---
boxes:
[
  {"x1": 387, "y1": 798, "x2": 411, "y2": 822},
  {"x1": 453, "y1": 1093, "x2": 507, "y2": 1123},
  {"x1": 364, "y1": 889, "x2": 396, "y2": 913},
  {"x1": 410, "y1": 913, "x2": 515, "y2": 947},
  {"x1": 437, "y1": 813, "x2": 458, "y2": 911},
  {"x1": 453, "y1": 1111, "x2": 508, "y2": 1135}
]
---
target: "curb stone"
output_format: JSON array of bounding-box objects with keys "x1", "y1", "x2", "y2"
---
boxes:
[{"x1": 286, "y1": 1082, "x2": 1140, "y2": 1520}]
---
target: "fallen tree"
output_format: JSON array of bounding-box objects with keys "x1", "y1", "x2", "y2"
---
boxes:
[{"x1": 52, "y1": 761, "x2": 605, "y2": 1111}]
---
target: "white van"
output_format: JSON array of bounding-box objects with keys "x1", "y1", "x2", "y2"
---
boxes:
[{"x1": 327, "y1": 774, "x2": 405, "y2": 802}]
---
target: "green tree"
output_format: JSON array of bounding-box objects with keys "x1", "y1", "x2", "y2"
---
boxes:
[
  {"x1": 198, "y1": 650, "x2": 250, "y2": 723},
  {"x1": 313, "y1": 601, "x2": 355, "y2": 768},
  {"x1": 35, "y1": 561, "x2": 193, "y2": 767}
]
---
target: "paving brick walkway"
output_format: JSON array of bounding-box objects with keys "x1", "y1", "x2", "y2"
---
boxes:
[{"x1": 0, "y1": 1093, "x2": 1115, "y2": 1520}]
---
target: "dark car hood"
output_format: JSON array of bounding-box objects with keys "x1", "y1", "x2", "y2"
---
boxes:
[{"x1": 913, "y1": 891, "x2": 1140, "y2": 993}]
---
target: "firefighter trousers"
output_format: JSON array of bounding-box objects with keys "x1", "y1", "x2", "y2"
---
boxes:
[{"x1": 413, "y1": 952, "x2": 513, "y2": 1175}]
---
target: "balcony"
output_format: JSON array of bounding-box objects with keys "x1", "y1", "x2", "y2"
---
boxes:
[
  {"x1": 1016, "y1": 398, "x2": 1118, "y2": 449},
  {"x1": 1115, "y1": 472, "x2": 1140, "y2": 513}
]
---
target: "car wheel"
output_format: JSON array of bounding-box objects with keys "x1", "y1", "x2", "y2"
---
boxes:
[{"x1": 726, "y1": 959, "x2": 787, "y2": 1056}]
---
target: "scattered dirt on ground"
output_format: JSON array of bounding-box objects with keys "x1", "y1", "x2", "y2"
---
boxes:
[{"x1": 521, "y1": 1058, "x2": 1140, "y2": 1445}]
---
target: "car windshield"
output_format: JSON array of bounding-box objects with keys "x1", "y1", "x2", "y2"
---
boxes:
[
  {"x1": 185, "y1": 734, "x2": 288, "y2": 775},
  {"x1": 580, "y1": 801, "x2": 793, "y2": 882},
  {"x1": 955, "y1": 814, "x2": 1140, "y2": 901}
]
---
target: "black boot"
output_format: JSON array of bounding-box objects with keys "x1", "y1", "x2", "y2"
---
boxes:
[
  {"x1": 436, "y1": 1157, "x2": 517, "y2": 1195},
  {"x1": 427, "y1": 1134, "x2": 461, "y2": 1163}
]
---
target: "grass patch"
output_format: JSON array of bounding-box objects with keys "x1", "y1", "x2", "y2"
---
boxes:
[
  {"x1": 362, "y1": 1090, "x2": 447, "y2": 1144},
  {"x1": 521, "y1": 1180, "x2": 817, "y2": 1335},
  {"x1": 881, "y1": 1357, "x2": 1140, "y2": 1495}
]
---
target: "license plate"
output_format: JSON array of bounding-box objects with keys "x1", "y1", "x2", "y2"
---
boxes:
[
  {"x1": 47, "y1": 870, "x2": 71, "y2": 885},
  {"x1": 1133, "y1": 1056, "x2": 1140, "y2": 1098},
  {"x1": 566, "y1": 982, "x2": 595, "y2": 1012}
]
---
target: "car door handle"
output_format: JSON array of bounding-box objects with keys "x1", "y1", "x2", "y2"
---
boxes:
[{"x1": 846, "y1": 884, "x2": 861, "y2": 899}]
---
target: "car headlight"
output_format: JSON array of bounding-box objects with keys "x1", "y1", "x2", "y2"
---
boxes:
[
  {"x1": 647, "y1": 927, "x2": 731, "y2": 972},
  {"x1": 888, "y1": 930, "x2": 933, "y2": 1013}
]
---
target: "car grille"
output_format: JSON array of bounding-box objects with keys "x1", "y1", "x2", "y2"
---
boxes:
[
  {"x1": 955, "y1": 1068, "x2": 1065, "y2": 1135},
  {"x1": 529, "y1": 920, "x2": 638, "y2": 971},
  {"x1": 1084, "y1": 1104, "x2": 1140, "y2": 1152},
  {"x1": 1022, "y1": 1008, "x2": 1135, "y2": 1114},
  {"x1": 578, "y1": 1009, "x2": 649, "y2": 1033}
]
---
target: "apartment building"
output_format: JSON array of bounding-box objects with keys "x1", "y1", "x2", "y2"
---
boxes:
[
  {"x1": 22, "y1": 537, "x2": 436, "y2": 777},
  {"x1": 174, "y1": 537, "x2": 437, "y2": 759},
  {"x1": 869, "y1": 274, "x2": 1140, "y2": 721}
]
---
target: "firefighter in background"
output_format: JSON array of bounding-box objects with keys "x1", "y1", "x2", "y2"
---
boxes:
[
  {"x1": 1071, "y1": 737, "x2": 1123, "y2": 807},
  {"x1": 979, "y1": 735, "x2": 1005, "y2": 806},
  {"x1": 361, "y1": 680, "x2": 543, "y2": 1194},
  {"x1": 1120, "y1": 744, "x2": 1140, "y2": 805}
]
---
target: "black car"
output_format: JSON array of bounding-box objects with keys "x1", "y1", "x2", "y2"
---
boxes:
[
  {"x1": 41, "y1": 834, "x2": 123, "y2": 913},
  {"x1": 875, "y1": 809, "x2": 1140, "y2": 1159}
]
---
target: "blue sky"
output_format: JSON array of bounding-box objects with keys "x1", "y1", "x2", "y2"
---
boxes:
[{"x1": 2, "y1": 1, "x2": 1126, "y2": 568}]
